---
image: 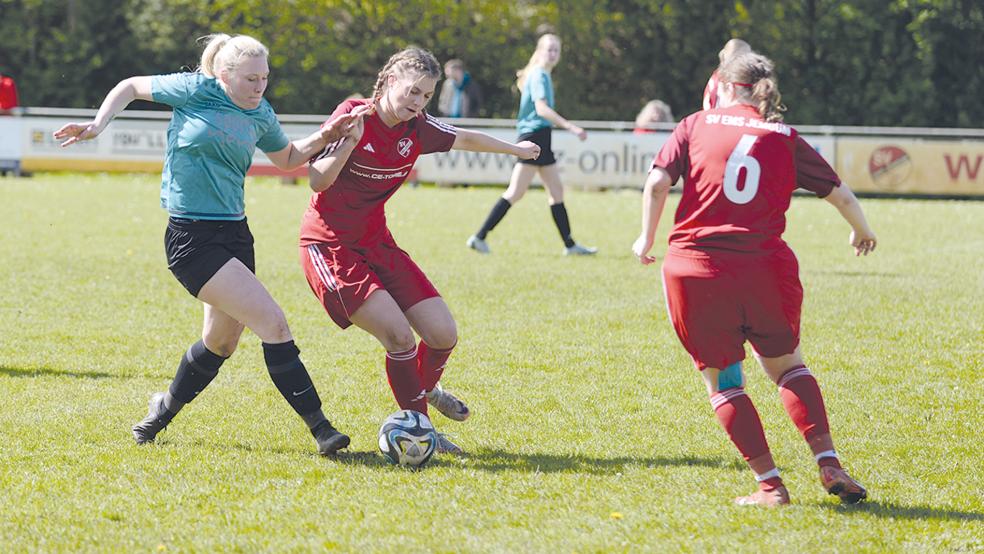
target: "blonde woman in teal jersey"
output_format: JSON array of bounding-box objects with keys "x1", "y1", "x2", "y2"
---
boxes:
[
  {"x1": 468, "y1": 33, "x2": 596, "y2": 256},
  {"x1": 54, "y1": 34, "x2": 368, "y2": 456}
]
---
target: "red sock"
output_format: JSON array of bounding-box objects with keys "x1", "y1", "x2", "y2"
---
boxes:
[
  {"x1": 818, "y1": 456, "x2": 842, "y2": 470},
  {"x1": 710, "y1": 387, "x2": 771, "y2": 463},
  {"x1": 385, "y1": 347, "x2": 427, "y2": 414},
  {"x1": 777, "y1": 366, "x2": 831, "y2": 444},
  {"x1": 417, "y1": 341, "x2": 455, "y2": 392},
  {"x1": 759, "y1": 475, "x2": 785, "y2": 491}
]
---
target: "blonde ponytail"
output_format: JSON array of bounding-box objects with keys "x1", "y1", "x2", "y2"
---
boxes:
[
  {"x1": 752, "y1": 77, "x2": 785, "y2": 123},
  {"x1": 719, "y1": 52, "x2": 786, "y2": 122},
  {"x1": 516, "y1": 33, "x2": 560, "y2": 91},
  {"x1": 199, "y1": 34, "x2": 231, "y2": 77},
  {"x1": 197, "y1": 33, "x2": 268, "y2": 78}
]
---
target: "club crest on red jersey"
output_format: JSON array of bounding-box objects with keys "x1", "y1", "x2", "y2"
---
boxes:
[{"x1": 397, "y1": 138, "x2": 413, "y2": 157}]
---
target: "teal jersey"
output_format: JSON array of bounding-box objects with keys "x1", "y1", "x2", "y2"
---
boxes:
[
  {"x1": 516, "y1": 66, "x2": 553, "y2": 135},
  {"x1": 152, "y1": 72, "x2": 290, "y2": 220}
]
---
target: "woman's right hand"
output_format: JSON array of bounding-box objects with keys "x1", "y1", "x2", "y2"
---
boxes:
[
  {"x1": 632, "y1": 233, "x2": 657, "y2": 265},
  {"x1": 850, "y1": 228, "x2": 877, "y2": 256},
  {"x1": 569, "y1": 125, "x2": 587, "y2": 141},
  {"x1": 320, "y1": 104, "x2": 372, "y2": 145},
  {"x1": 515, "y1": 140, "x2": 541, "y2": 161},
  {"x1": 53, "y1": 121, "x2": 101, "y2": 147}
]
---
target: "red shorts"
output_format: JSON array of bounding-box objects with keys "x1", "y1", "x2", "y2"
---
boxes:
[
  {"x1": 300, "y1": 237, "x2": 439, "y2": 329},
  {"x1": 661, "y1": 245, "x2": 803, "y2": 370}
]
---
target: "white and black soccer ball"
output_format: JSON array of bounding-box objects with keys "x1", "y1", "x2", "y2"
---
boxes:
[{"x1": 378, "y1": 409, "x2": 438, "y2": 467}]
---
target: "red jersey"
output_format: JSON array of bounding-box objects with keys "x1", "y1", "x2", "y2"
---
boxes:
[
  {"x1": 652, "y1": 104, "x2": 840, "y2": 254},
  {"x1": 300, "y1": 99, "x2": 457, "y2": 247},
  {"x1": 702, "y1": 70, "x2": 720, "y2": 110},
  {"x1": 0, "y1": 75, "x2": 19, "y2": 110}
]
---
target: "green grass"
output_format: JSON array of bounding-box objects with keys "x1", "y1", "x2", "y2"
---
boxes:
[{"x1": 1, "y1": 173, "x2": 982, "y2": 552}]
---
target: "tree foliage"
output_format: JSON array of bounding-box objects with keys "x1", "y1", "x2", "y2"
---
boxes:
[{"x1": 0, "y1": 0, "x2": 980, "y2": 127}]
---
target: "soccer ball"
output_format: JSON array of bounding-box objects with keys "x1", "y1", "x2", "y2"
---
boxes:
[{"x1": 378, "y1": 409, "x2": 438, "y2": 467}]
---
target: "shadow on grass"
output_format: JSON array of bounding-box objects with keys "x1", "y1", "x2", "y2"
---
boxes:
[
  {"x1": 805, "y1": 270, "x2": 904, "y2": 278},
  {"x1": 0, "y1": 365, "x2": 116, "y2": 379},
  {"x1": 329, "y1": 447, "x2": 738, "y2": 475},
  {"x1": 819, "y1": 499, "x2": 984, "y2": 522}
]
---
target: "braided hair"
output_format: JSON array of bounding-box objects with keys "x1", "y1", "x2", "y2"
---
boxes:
[
  {"x1": 719, "y1": 52, "x2": 786, "y2": 123},
  {"x1": 371, "y1": 47, "x2": 442, "y2": 105}
]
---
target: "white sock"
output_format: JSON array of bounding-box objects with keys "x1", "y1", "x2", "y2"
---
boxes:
[
  {"x1": 755, "y1": 468, "x2": 781, "y2": 482},
  {"x1": 814, "y1": 449, "x2": 838, "y2": 462}
]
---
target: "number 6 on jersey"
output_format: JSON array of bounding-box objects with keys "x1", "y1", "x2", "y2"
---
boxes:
[{"x1": 723, "y1": 134, "x2": 761, "y2": 204}]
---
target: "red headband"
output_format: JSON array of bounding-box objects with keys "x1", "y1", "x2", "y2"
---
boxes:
[{"x1": 732, "y1": 82, "x2": 754, "y2": 87}]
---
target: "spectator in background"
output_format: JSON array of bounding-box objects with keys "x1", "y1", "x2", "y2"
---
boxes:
[
  {"x1": 703, "y1": 38, "x2": 752, "y2": 110},
  {"x1": 633, "y1": 99, "x2": 675, "y2": 134},
  {"x1": 0, "y1": 72, "x2": 20, "y2": 115},
  {"x1": 437, "y1": 59, "x2": 483, "y2": 118}
]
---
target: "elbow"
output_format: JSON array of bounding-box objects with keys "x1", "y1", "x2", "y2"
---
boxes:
[
  {"x1": 307, "y1": 167, "x2": 331, "y2": 192},
  {"x1": 646, "y1": 171, "x2": 673, "y2": 196},
  {"x1": 308, "y1": 175, "x2": 326, "y2": 192}
]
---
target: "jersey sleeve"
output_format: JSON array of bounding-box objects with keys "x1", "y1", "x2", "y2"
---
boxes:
[
  {"x1": 651, "y1": 116, "x2": 692, "y2": 184},
  {"x1": 309, "y1": 100, "x2": 360, "y2": 163},
  {"x1": 420, "y1": 113, "x2": 458, "y2": 154},
  {"x1": 528, "y1": 69, "x2": 549, "y2": 103},
  {"x1": 256, "y1": 104, "x2": 290, "y2": 153},
  {"x1": 794, "y1": 135, "x2": 840, "y2": 197},
  {"x1": 151, "y1": 72, "x2": 201, "y2": 108}
]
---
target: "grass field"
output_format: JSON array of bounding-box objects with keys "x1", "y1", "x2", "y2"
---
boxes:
[{"x1": 0, "y1": 173, "x2": 982, "y2": 552}]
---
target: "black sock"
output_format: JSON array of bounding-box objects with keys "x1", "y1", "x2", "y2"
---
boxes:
[
  {"x1": 476, "y1": 198, "x2": 512, "y2": 239},
  {"x1": 166, "y1": 340, "x2": 225, "y2": 412},
  {"x1": 550, "y1": 203, "x2": 575, "y2": 248},
  {"x1": 263, "y1": 340, "x2": 322, "y2": 417}
]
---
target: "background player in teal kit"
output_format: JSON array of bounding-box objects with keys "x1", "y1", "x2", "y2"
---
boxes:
[
  {"x1": 54, "y1": 33, "x2": 366, "y2": 456},
  {"x1": 468, "y1": 33, "x2": 596, "y2": 256}
]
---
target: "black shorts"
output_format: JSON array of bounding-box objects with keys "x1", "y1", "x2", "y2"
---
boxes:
[
  {"x1": 517, "y1": 127, "x2": 557, "y2": 166},
  {"x1": 165, "y1": 217, "x2": 256, "y2": 297}
]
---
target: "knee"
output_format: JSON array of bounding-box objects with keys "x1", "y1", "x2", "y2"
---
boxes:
[
  {"x1": 423, "y1": 322, "x2": 457, "y2": 351},
  {"x1": 382, "y1": 327, "x2": 417, "y2": 353},
  {"x1": 717, "y1": 362, "x2": 745, "y2": 391},
  {"x1": 207, "y1": 338, "x2": 239, "y2": 358},
  {"x1": 256, "y1": 308, "x2": 292, "y2": 344},
  {"x1": 203, "y1": 327, "x2": 244, "y2": 357},
  {"x1": 502, "y1": 189, "x2": 524, "y2": 203}
]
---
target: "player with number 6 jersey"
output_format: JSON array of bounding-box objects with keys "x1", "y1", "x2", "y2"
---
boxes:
[
  {"x1": 633, "y1": 52, "x2": 877, "y2": 507},
  {"x1": 300, "y1": 47, "x2": 540, "y2": 454}
]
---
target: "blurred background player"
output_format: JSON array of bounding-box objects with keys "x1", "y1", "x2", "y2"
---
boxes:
[
  {"x1": 633, "y1": 52, "x2": 876, "y2": 506},
  {"x1": 437, "y1": 58, "x2": 483, "y2": 118},
  {"x1": 300, "y1": 47, "x2": 539, "y2": 454},
  {"x1": 467, "y1": 34, "x2": 596, "y2": 256},
  {"x1": 53, "y1": 34, "x2": 365, "y2": 456},
  {"x1": 0, "y1": 71, "x2": 19, "y2": 115},
  {"x1": 633, "y1": 99, "x2": 675, "y2": 134},
  {"x1": 702, "y1": 38, "x2": 752, "y2": 110}
]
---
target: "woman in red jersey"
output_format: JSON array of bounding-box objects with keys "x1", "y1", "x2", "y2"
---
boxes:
[
  {"x1": 300, "y1": 47, "x2": 540, "y2": 454},
  {"x1": 633, "y1": 52, "x2": 877, "y2": 506}
]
